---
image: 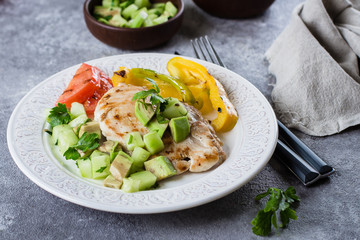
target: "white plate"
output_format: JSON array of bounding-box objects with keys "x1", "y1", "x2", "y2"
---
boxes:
[{"x1": 7, "y1": 53, "x2": 277, "y2": 214}]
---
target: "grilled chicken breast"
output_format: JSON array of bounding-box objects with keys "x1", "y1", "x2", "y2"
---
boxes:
[{"x1": 94, "y1": 83, "x2": 226, "y2": 173}]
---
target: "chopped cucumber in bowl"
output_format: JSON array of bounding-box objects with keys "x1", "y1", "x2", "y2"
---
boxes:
[{"x1": 93, "y1": 0, "x2": 178, "y2": 28}]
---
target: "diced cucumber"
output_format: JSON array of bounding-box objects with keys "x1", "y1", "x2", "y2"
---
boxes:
[
  {"x1": 135, "y1": 100, "x2": 155, "y2": 126},
  {"x1": 109, "y1": 14, "x2": 128, "y2": 27},
  {"x1": 70, "y1": 102, "x2": 87, "y2": 119},
  {"x1": 152, "y1": 3, "x2": 165, "y2": 11},
  {"x1": 165, "y1": 1, "x2": 177, "y2": 17},
  {"x1": 147, "y1": 8, "x2": 161, "y2": 16},
  {"x1": 130, "y1": 11, "x2": 146, "y2": 27},
  {"x1": 144, "y1": 156, "x2": 177, "y2": 181},
  {"x1": 77, "y1": 158, "x2": 92, "y2": 178},
  {"x1": 134, "y1": 0, "x2": 150, "y2": 9},
  {"x1": 169, "y1": 116, "x2": 190, "y2": 143},
  {"x1": 119, "y1": 0, "x2": 134, "y2": 9},
  {"x1": 129, "y1": 171, "x2": 156, "y2": 191},
  {"x1": 79, "y1": 121, "x2": 101, "y2": 138},
  {"x1": 130, "y1": 146, "x2": 151, "y2": 173},
  {"x1": 153, "y1": 15, "x2": 168, "y2": 25},
  {"x1": 144, "y1": 17, "x2": 154, "y2": 27},
  {"x1": 125, "y1": 132, "x2": 145, "y2": 151},
  {"x1": 130, "y1": 7, "x2": 147, "y2": 19},
  {"x1": 90, "y1": 150, "x2": 110, "y2": 179},
  {"x1": 104, "y1": 175, "x2": 123, "y2": 189},
  {"x1": 143, "y1": 131, "x2": 164, "y2": 154},
  {"x1": 121, "y1": 178, "x2": 140, "y2": 193},
  {"x1": 98, "y1": 18, "x2": 110, "y2": 24},
  {"x1": 110, "y1": 153, "x2": 133, "y2": 181},
  {"x1": 162, "y1": 97, "x2": 188, "y2": 119},
  {"x1": 122, "y1": 4, "x2": 139, "y2": 19},
  {"x1": 146, "y1": 117, "x2": 168, "y2": 138},
  {"x1": 52, "y1": 124, "x2": 72, "y2": 145},
  {"x1": 68, "y1": 114, "x2": 89, "y2": 128},
  {"x1": 57, "y1": 128, "x2": 79, "y2": 154},
  {"x1": 102, "y1": 0, "x2": 119, "y2": 7}
]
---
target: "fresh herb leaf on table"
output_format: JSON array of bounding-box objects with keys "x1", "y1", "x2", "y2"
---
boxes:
[
  {"x1": 47, "y1": 103, "x2": 71, "y2": 127},
  {"x1": 251, "y1": 186, "x2": 300, "y2": 236}
]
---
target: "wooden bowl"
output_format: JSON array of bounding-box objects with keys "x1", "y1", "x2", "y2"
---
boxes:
[
  {"x1": 193, "y1": 0, "x2": 275, "y2": 19},
  {"x1": 83, "y1": 0, "x2": 184, "y2": 50}
]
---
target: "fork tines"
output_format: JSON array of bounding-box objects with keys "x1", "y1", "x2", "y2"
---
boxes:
[{"x1": 191, "y1": 36, "x2": 227, "y2": 68}]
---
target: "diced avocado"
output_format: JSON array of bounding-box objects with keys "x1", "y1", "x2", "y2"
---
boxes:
[
  {"x1": 52, "y1": 124, "x2": 73, "y2": 145},
  {"x1": 69, "y1": 114, "x2": 89, "y2": 128},
  {"x1": 121, "y1": 178, "x2": 141, "y2": 193},
  {"x1": 169, "y1": 116, "x2": 190, "y2": 143},
  {"x1": 90, "y1": 150, "x2": 110, "y2": 179},
  {"x1": 57, "y1": 128, "x2": 79, "y2": 154},
  {"x1": 110, "y1": 153, "x2": 133, "y2": 181},
  {"x1": 135, "y1": 100, "x2": 155, "y2": 126},
  {"x1": 144, "y1": 156, "x2": 177, "y2": 181},
  {"x1": 134, "y1": 0, "x2": 150, "y2": 9},
  {"x1": 143, "y1": 131, "x2": 164, "y2": 154},
  {"x1": 98, "y1": 140, "x2": 120, "y2": 153},
  {"x1": 130, "y1": 146, "x2": 151, "y2": 173},
  {"x1": 153, "y1": 15, "x2": 168, "y2": 25},
  {"x1": 98, "y1": 18, "x2": 110, "y2": 24},
  {"x1": 77, "y1": 158, "x2": 92, "y2": 178},
  {"x1": 104, "y1": 175, "x2": 123, "y2": 189},
  {"x1": 102, "y1": 0, "x2": 119, "y2": 7},
  {"x1": 70, "y1": 102, "x2": 87, "y2": 118},
  {"x1": 162, "y1": 97, "x2": 188, "y2": 119},
  {"x1": 122, "y1": 4, "x2": 139, "y2": 19},
  {"x1": 109, "y1": 14, "x2": 128, "y2": 27},
  {"x1": 79, "y1": 121, "x2": 101, "y2": 138},
  {"x1": 165, "y1": 1, "x2": 177, "y2": 17},
  {"x1": 129, "y1": 171, "x2": 156, "y2": 191},
  {"x1": 146, "y1": 117, "x2": 168, "y2": 138},
  {"x1": 125, "y1": 132, "x2": 145, "y2": 151}
]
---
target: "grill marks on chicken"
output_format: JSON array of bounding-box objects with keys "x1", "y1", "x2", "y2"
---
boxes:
[{"x1": 94, "y1": 84, "x2": 226, "y2": 173}]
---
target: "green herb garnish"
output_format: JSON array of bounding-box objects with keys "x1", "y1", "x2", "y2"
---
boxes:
[
  {"x1": 251, "y1": 186, "x2": 300, "y2": 236},
  {"x1": 96, "y1": 166, "x2": 107, "y2": 173},
  {"x1": 132, "y1": 77, "x2": 168, "y2": 123},
  {"x1": 63, "y1": 132, "x2": 100, "y2": 160},
  {"x1": 47, "y1": 103, "x2": 71, "y2": 128}
]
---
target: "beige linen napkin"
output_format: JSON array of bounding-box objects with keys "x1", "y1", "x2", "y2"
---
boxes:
[{"x1": 266, "y1": 0, "x2": 360, "y2": 136}]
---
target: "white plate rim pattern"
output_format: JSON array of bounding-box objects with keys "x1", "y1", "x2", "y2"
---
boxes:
[{"x1": 7, "y1": 53, "x2": 278, "y2": 214}]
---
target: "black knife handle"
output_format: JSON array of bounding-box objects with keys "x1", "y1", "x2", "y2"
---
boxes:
[
  {"x1": 277, "y1": 120, "x2": 335, "y2": 176},
  {"x1": 274, "y1": 140, "x2": 321, "y2": 186}
]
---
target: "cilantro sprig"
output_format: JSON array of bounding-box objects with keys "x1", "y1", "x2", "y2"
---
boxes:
[
  {"x1": 47, "y1": 103, "x2": 71, "y2": 128},
  {"x1": 63, "y1": 132, "x2": 100, "y2": 160},
  {"x1": 132, "y1": 78, "x2": 168, "y2": 123},
  {"x1": 251, "y1": 186, "x2": 300, "y2": 236}
]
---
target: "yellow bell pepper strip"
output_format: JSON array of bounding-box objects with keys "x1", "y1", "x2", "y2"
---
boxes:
[
  {"x1": 167, "y1": 57, "x2": 238, "y2": 132},
  {"x1": 112, "y1": 67, "x2": 132, "y2": 86},
  {"x1": 130, "y1": 68, "x2": 196, "y2": 105},
  {"x1": 112, "y1": 67, "x2": 183, "y2": 100}
]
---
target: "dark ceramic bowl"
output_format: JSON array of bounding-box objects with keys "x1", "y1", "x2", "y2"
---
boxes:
[
  {"x1": 193, "y1": 0, "x2": 275, "y2": 19},
  {"x1": 84, "y1": 0, "x2": 184, "y2": 50}
]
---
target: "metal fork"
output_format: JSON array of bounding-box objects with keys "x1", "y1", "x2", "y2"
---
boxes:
[{"x1": 191, "y1": 36, "x2": 335, "y2": 186}]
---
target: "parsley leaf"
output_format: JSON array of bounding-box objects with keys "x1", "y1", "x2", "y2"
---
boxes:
[
  {"x1": 75, "y1": 132, "x2": 100, "y2": 152},
  {"x1": 132, "y1": 78, "x2": 169, "y2": 123},
  {"x1": 251, "y1": 187, "x2": 300, "y2": 236},
  {"x1": 64, "y1": 147, "x2": 81, "y2": 160},
  {"x1": 96, "y1": 166, "x2": 107, "y2": 173},
  {"x1": 62, "y1": 132, "x2": 100, "y2": 161},
  {"x1": 47, "y1": 103, "x2": 71, "y2": 128}
]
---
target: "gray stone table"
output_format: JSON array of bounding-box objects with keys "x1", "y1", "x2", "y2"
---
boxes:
[{"x1": 1, "y1": 0, "x2": 359, "y2": 239}]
